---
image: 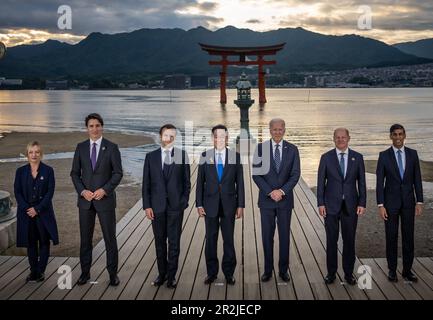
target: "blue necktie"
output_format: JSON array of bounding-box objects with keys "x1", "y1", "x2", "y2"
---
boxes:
[
  {"x1": 397, "y1": 150, "x2": 404, "y2": 179},
  {"x1": 217, "y1": 153, "x2": 224, "y2": 182},
  {"x1": 274, "y1": 144, "x2": 281, "y2": 172},
  {"x1": 339, "y1": 152, "x2": 345, "y2": 177}
]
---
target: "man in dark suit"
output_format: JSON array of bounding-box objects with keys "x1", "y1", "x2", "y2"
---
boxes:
[
  {"x1": 143, "y1": 124, "x2": 191, "y2": 289},
  {"x1": 252, "y1": 118, "x2": 300, "y2": 282},
  {"x1": 317, "y1": 128, "x2": 366, "y2": 285},
  {"x1": 196, "y1": 125, "x2": 245, "y2": 285},
  {"x1": 71, "y1": 113, "x2": 123, "y2": 286},
  {"x1": 376, "y1": 124, "x2": 423, "y2": 283}
]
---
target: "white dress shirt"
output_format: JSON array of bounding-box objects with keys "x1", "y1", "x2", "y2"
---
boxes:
[
  {"x1": 161, "y1": 146, "x2": 174, "y2": 169},
  {"x1": 335, "y1": 148, "x2": 349, "y2": 178}
]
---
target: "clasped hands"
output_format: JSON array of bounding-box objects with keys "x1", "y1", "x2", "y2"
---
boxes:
[
  {"x1": 82, "y1": 188, "x2": 106, "y2": 201},
  {"x1": 269, "y1": 189, "x2": 284, "y2": 202}
]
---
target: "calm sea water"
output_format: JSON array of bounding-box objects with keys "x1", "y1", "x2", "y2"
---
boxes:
[{"x1": 1, "y1": 88, "x2": 432, "y2": 187}]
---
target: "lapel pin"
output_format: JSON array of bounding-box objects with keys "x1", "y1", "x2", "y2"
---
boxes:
[
  {"x1": 102, "y1": 146, "x2": 106, "y2": 151},
  {"x1": 40, "y1": 176, "x2": 44, "y2": 180},
  {"x1": 351, "y1": 157, "x2": 355, "y2": 161}
]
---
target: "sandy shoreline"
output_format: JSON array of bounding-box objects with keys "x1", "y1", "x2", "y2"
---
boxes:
[
  {"x1": 0, "y1": 131, "x2": 152, "y2": 256},
  {"x1": 0, "y1": 131, "x2": 154, "y2": 158}
]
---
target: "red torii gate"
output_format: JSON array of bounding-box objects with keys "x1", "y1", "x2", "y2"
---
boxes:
[{"x1": 199, "y1": 43, "x2": 285, "y2": 104}]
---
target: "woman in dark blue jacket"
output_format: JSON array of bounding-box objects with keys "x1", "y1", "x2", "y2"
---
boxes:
[{"x1": 14, "y1": 141, "x2": 59, "y2": 282}]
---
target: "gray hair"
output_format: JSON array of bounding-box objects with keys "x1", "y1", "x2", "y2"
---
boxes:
[
  {"x1": 333, "y1": 127, "x2": 350, "y2": 137},
  {"x1": 269, "y1": 118, "x2": 286, "y2": 128}
]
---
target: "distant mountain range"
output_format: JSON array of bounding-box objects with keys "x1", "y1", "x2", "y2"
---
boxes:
[
  {"x1": 394, "y1": 38, "x2": 433, "y2": 59},
  {"x1": 0, "y1": 26, "x2": 431, "y2": 79}
]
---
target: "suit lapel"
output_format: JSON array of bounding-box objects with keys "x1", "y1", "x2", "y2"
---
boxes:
[
  {"x1": 166, "y1": 147, "x2": 176, "y2": 179},
  {"x1": 269, "y1": 139, "x2": 278, "y2": 174},
  {"x1": 207, "y1": 149, "x2": 219, "y2": 182},
  {"x1": 220, "y1": 148, "x2": 231, "y2": 182},
  {"x1": 332, "y1": 150, "x2": 344, "y2": 180},
  {"x1": 83, "y1": 140, "x2": 92, "y2": 171},
  {"x1": 402, "y1": 147, "x2": 410, "y2": 181}
]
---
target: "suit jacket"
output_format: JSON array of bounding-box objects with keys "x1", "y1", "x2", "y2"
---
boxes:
[
  {"x1": 14, "y1": 162, "x2": 59, "y2": 247},
  {"x1": 196, "y1": 148, "x2": 245, "y2": 217},
  {"x1": 376, "y1": 146, "x2": 423, "y2": 211},
  {"x1": 142, "y1": 147, "x2": 191, "y2": 214},
  {"x1": 252, "y1": 139, "x2": 301, "y2": 209},
  {"x1": 317, "y1": 148, "x2": 367, "y2": 215},
  {"x1": 70, "y1": 138, "x2": 123, "y2": 211}
]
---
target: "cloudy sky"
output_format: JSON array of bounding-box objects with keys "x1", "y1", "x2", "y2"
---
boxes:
[{"x1": 1, "y1": 0, "x2": 432, "y2": 47}]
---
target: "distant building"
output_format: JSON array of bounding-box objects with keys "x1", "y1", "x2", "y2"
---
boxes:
[
  {"x1": 164, "y1": 75, "x2": 186, "y2": 89},
  {"x1": 0, "y1": 78, "x2": 22, "y2": 86},
  {"x1": 46, "y1": 80, "x2": 68, "y2": 90},
  {"x1": 304, "y1": 75, "x2": 316, "y2": 87},
  {"x1": 190, "y1": 75, "x2": 208, "y2": 88}
]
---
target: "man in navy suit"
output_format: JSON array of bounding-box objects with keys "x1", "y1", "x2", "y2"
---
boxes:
[
  {"x1": 252, "y1": 118, "x2": 300, "y2": 282},
  {"x1": 376, "y1": 124, "x2": 423, "y2": 282},
  {"x1": 71, "y1": 113, "x2": 123, "y2": 286},
  {"x1": 143, "y1": 124, "x2": 191, "y2": 289},
  {"x1": 196, "y1": 125, "x2": 245, "y2": 285},
  {"x1": 317, "y1": 128, "x2": 366, "y2": 285}
]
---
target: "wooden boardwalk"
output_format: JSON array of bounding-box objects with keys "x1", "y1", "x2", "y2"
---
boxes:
[{"x1": 1, "y1": 162, "x2": 432, "y2": 300}]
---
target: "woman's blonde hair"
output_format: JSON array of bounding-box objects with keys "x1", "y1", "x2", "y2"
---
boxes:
[{"x1": 26, "y1": 141, "x2": 43, "y2": 158}]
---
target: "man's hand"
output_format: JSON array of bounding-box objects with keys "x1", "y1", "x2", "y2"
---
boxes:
[
  {"x1": 379, "y1": 206, "x2": 388, "y2": 221},
  {"x1": 145, "y1": 208, "x2": 154, "y2": 220},
  {"x1": 197, "y1": 207, "x2": 206, "y2": 217},
  {"x1": 26, "y1": 207, "x2": 38, "y2": 218},
  {"x1": 236, "y1": 208, "x2": 244, "y2": 219},
  {"x1": 270, "y1": 189, "x2": 283, "y2": 202},
  {"x1": 357, "y1": 206, "x2": 366, "y2": 216},
  {"x1": 415, "y1": 203, "x2": 423, "y2": 216},
  {"x1": 82, "y1": 190, "x2": 94, "y2": 202},
  {"x1": 318, "y1": 205, "x2": 327, "y2": 217},
  {"x1": 93, "y1": 188, "x2": 107, "y2": 201}
]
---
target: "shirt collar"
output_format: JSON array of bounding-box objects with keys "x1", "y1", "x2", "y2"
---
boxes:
[
  {"x1": 161, "y1": 146, "x2": 174, "y2": 153},
  {"x1": 215, "y1": 147, "x2": 226, "y2": 154},
  {"x1": 336, "y1": 148, "x2": 348, "y2": 155},
  {"x1": 271, "y1": 139, "x2": 283, "y2": 148},
  {"x1": 90, "y1": 136, "x2": 103, "y2": 146},
  {"x1": 392, "y1": 145, "x2": 405, "y2": 153}
]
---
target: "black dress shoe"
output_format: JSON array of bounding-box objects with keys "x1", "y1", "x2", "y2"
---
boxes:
[
  {"x1": 204, "y1": 275, "x2": 217, "y2": 285},
  {"x1": 402, "y1": 272, "x2": 418, "y2": 283},
  {"x1": 388, "y1": 271, "x2": 398, "y2": 282},
  {"x1": 261, "y1": 273, "x2": 272, "y2": 282},
  {"x1": 324, "y1": 274, "x2": 336, "y2": 284},
  {"x1": 226, "y1": 276, "x2": 236, "y2": 285},
  {"x1": 36, "y1": 273, "x2": 45, "y2": 282},
  {"x1": 279, "y1": 273, "x2": 290, "y2": 282},
  {"x1": 344, "y1": 275, "x2": 357, "y2": 286},
  {"x1": 109, "y1": 275, "x2": 120, "y2": 286},
  {"x1": 152, "y1": 274, "x2": 167, "y2": 287},
  {"x1": 26, "y1": 272, "x2": 38, "y2": 282},
  {"x1": 76, "y1": 273, "x2": 90, "y2": 285},
  {"x1": 167, "y1": 278, "x2": 177, "y2": 289}
]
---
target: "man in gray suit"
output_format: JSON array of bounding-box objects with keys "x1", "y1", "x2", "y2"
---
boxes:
[
  {"x1": 71, "y1": 113, "x2": 123, "y2": 286},
  {"x1": 252, "y1": 118, "x2": 300, "y2": 283}
]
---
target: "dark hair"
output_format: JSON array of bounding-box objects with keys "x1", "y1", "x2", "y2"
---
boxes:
[
  {"x1": 159, "y1": 124, "x2": 177, "y2": 135},
  {"x1": 390, "y1": 123, "x2": 405, "y2": 134},
  {"x1": 211, "y1": 124, "x2": 228, "y2": 135},
  {"x1": 85, "y1": 113, "x2": 104, "y2": 127}
]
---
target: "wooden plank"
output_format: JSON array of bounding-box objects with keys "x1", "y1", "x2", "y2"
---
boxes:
[
  {"x1": 0, "y1": 257, "x2": 31, "y2": 293},
  {"x1": 287, "y1": 234, "x2": 314, "y2": 300},
  {"x1": 293, "y1": 195, "x2": 350, "y2": 300},
  {"x1": 360, "y1": 258, "x2": 403, "y2": 300},
  {"x1": 7, "y1": 257, "x2": 68, "y2": 300},
  {"x1": 190, "y1": 238, "x2": 210, "y2": 300},
  {"x1": 250, "y1": 164, "x2": 278, "y2": 300},
  {"x1": 417, "y1": 258, "x2": 433, "y2": 277},
  {"x1": 290, "y1": 208, "x2": 332, "y2": 300},
  {"x1": 82, "y1": 211, "x2": 150, "y2": 299},
  {"x1": 208, "y1": 233, "x2": 227, "y2": 300},
  {"x1": 395, "y1": 260, "x2": 433, "y2": 300},
  {"x1": 0, "y1": 256, "x2": 25, "y2": 278},
  {"x1": 28, "y1": 257, "x2": 80, "y2": 300},
  {"x1": 63, "y1": 208, "x2": 145, "y2": 300},
  {"x1": 296, "y1": 181, "x2": 371, "y2": 300},
  {"x1": 0, "y1": 256, "x2": 12, "y2": 267},
  {"x1": 375, "y1": 258, "x2": 421, "y2": 300}
]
